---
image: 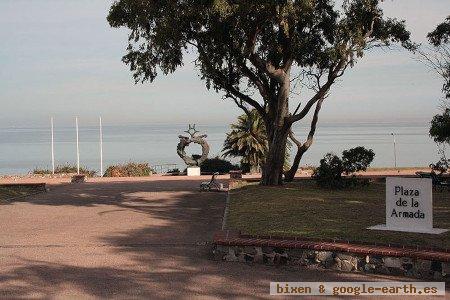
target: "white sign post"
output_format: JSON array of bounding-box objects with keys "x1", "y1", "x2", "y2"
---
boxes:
[{"x1": 368, "y1": 177, "x2": 448, "y2": 234}]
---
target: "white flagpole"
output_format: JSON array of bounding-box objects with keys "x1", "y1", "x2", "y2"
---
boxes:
[
  {"x1": 99, "y1": 116, "x2": 103, "y2": 176},
  {"x1": 51, "y1": 117, "x2": 55, "y2": 175},
  {"x1": 76, "y1": 117, "x2": 80, "y2": 175}
]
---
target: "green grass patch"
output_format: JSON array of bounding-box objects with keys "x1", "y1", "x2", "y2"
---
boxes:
[
  {"x1": 0, "y1": 185, "x2": 44, "y2": 203},
  {"x1": 226, "y1": 180, "x2": 450, "y2": 249}
]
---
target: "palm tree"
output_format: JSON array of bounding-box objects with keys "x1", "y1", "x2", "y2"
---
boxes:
[{"x1": 222, "y1": 110, "x2": 267, "y2": 173}]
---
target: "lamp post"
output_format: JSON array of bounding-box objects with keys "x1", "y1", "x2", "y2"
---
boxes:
[
  {"x1": 390, "y1": 132, "x2": 397, "y2": 168},
  {"x1": 76, "y1": 117, "x2": 80, "y2": 175},
  {"x1": 51, "y1": 117, "x2": 55, "y2": 174},
  {"x1": 99, "y1": 117, "x2": 103, "y2": 177}
]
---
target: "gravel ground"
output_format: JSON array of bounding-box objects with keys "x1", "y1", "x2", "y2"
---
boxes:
[{"x1": 0, "y1": 177, "x2": 448, "y2": 299}]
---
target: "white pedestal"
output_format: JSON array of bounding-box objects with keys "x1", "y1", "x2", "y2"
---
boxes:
[
  {"x1": 187, "y1": 166, "x2": 201, "y2": 176},
  {"x1": 367, "y1": 177, "x2": 449, "y2": 235}
]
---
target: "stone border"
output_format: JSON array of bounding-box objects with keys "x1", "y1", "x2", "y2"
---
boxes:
[
  {"x1": 213, "y1": 230, "x2": 450, "y2": 280},
  {"x1": 221, "y1": 193, "x2": 230, "y2": 230}
]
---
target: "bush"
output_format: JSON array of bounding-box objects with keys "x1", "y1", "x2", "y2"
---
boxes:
[
  {"x1": 312, "y1": 153, "x2": 345, "y2": 188},
  {"x1": 313, "y1": 147, "x2": 375, "y2": 189},
  {"x1": 342, "y1": 146, "x2": 375, "y2": 174},
  {"x1": 167, "y1": 168, "x2": 180, "y2": 175},
  {"x1": 104, "y1": 162, "x2": 154, "y2": 177},
  {"x1": 200, "y1": 157, "x2": 240, "y2": 174},
  {"x1": 33, "y1": 164, "x2": 96, "y2": 177},
  {"x1": 32, "y1": 168, "x2": 52, "y2": 175}
]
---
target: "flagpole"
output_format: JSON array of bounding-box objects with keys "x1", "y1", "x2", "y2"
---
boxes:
[
  {"x1": 51, "y1": 117, "x2": 55, "y2": 174},
  {"x1": 99, "y1": 116, "x2": 103, "y2": 176},
  {"x1": 76, "y1": 117, "x2": 80, "y2": 175}
]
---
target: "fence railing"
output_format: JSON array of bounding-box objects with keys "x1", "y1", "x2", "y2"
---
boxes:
[{"x1": 151, "y1": 163, "x2": 180, "y2": 174}]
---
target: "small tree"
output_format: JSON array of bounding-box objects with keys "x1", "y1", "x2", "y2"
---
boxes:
[
  {"x1": 223, "y1": 109, "x2": 291, "y2": 173},
  {"x1": 312, "y1": 153, "x2": 344, "y2": 188},
  {"x1": 108, "y1": 0, "x2": 412, "y2": 185},
  {"x1": 200, "y1": 157, "x2": 239, "y2": 174},
  {"x1": 342, "y1": 146, "x2": 375, "y2": 174},
  {"x1": 429, "y1": 108, "x2": 450, "y2": 174},
  {"x1": 222, "y1": 110, "x2": 268, "y2": 173},
  {"x1": 313, "y1": 146, "x2": 375, "y2": 188}
]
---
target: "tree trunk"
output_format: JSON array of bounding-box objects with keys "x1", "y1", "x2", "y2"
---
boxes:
[
  {"x1": 260, "y1": 66, "x2": 291, "y2": 186},
  {"x1": 284, "y1": 98, "x2": 324, "y2": 182},
  {"x1": 284, "y1": 146, "x2": 307, "y2": 182},
  {"x1": 261, "y1": 126, "x2": 289, "y2": 185}
]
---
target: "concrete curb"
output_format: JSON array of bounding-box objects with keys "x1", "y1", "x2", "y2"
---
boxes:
[{"x1": 221, "y1": 191, "x2": 230, "y2": 230}]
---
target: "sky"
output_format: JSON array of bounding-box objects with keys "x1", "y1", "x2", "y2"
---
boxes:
[{"x1": 0, "y1": 0, "x2": 449, "y2": 128}]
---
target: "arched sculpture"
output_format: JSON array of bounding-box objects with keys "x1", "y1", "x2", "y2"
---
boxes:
[{"x1": 177, "y1": 124, "x2": 210, "y2": 167}]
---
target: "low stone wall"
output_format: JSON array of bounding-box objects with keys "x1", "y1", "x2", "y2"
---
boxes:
[{"x1": 212, "y1": 244, "x2": 450, "y2": 280}]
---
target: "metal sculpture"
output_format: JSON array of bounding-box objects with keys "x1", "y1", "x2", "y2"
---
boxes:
[{"x1": 177, "y1": 124, "x2": 210, "y2": 166}]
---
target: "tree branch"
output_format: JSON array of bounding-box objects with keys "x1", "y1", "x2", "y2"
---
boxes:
[
  {"x1": 196, "y1": 44, "x2": 268, "y2": 121},
  {"x1": 288, "y1": 59, "x2": 347, "y2": 124}
]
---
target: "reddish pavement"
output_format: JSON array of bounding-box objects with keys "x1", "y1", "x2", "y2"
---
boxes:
[{"x1": 0, "y1": 177, "x2": 447, "y2": 299}]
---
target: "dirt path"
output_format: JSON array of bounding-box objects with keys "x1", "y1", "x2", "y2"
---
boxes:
[{"x1": 0, "y1": 178, "x2": 447, "y2": 299}]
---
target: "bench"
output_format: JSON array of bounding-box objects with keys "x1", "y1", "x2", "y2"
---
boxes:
[
  {"x1": 416, "y1": 171, "x2": 450, "y2": 191},
  {"x1": 200, "y1": 172, "x2": 224, "y2": 191}
]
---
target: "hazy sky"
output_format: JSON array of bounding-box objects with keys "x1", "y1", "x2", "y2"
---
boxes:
[{"x1": 0, "y1": 0, "x2": 449, "y2": 128}]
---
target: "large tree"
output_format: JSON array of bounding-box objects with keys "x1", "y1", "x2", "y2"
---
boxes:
[
  {"x1": 422, "y1": 16, "x2": 450, "y2": 172},
  {"x1": 423, "y1": 16, "x2": 450, "y2": 100},
  {"x1": 108, "y1": 0, "x2": 412, "y2": 185},
  {"x1": 421, "y1": 16, "x2": 450, "y2": 145}
]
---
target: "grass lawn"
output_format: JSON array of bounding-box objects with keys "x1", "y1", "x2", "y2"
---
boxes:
[
  {"x1": 0, "y1": 185, "x2": 43, "y2": 203},
  {"x1": 226, "y1": 180, "x2": 450, "y2": 249}
]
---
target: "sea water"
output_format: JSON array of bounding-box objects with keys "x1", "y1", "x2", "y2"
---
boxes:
[{"x1": 0, "y1": 122, "x2": 443, "y2": 175}]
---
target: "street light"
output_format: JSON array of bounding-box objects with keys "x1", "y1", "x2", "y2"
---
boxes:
[{"x1": 390, "y1": 132, "x2": 397, "y2": 168}]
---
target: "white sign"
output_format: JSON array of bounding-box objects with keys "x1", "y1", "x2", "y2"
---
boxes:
[{"x1": 368, "y1": 177, "x2": 447, "y2": 234}]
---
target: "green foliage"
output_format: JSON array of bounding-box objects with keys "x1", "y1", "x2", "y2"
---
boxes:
[
  {"x1": 108, "y1": 0, "x2": 411, "y2": 86},
  {"x1": 430, "y1": 156, "x2": 449, "y2": 175},
  {"x1": 313, "y1": 146, "x2": 375, "y2": 188},
  {"x1": 342, "y1": 146, "x2": 375, "y2": 174},
  {"x1": 222, "y1": 110, "x2": 267, "y2": 172},
  {"x1": 430, "y1": 108, "x2": 450, "y2": 145},
  {"x1": 103, "y1": 162, "x2": 153, "y2": 177},
  {"x1": 32, "y1": 168, "x2": 52, "y2": 175},
  {"x1": 200, "y1": 157, "x2": 239, "y2": 174},
  {"x1": 427, "y1": 16, "x2": 450, "y2": 47},
  {"x1": 312, "y1": 153, "x2": 344, "y2": 188},
  {"x1": 167, "y1": 168, "x2": 180, "y2": 175},
  {"x1": 426, "y1": 16, "x2": 450, "y2": 99},
  {"x1": 33, "y1": 164, "x2": 96, "y2": 177},
  {"x1": 223, "y1": 109, "x2": 291, "y2": 173},
  {"x1": 424, "y1": 17, "x2": 450, "y2": 168}
]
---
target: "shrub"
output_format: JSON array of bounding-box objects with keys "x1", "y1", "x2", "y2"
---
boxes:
[
  {"x1": 312, "y1": 153, "x2": 345, "y2": 188},
  {"x1": 55, "y1": 165, "x2": 96, "y2": 176},
  {"x1": 342, "y1": 146, "x2": 375, "y2": 174},
  {"x1": 32, "y1": 164, "x2": 96, "y2": 177},
  {"x1": 104, "y1": 162, "x2": 154, "y2": 177},
  {"x1": 32, "y1": 168, "x2": 52, "y2": 175},
  {"x1": 313, "y1": 147, "x2": 375, "y2": 189},
  {"x1": 167, "y1": 168, "x2": 180, "y2": 175},
  {"x1": 200, "y1": 157, "x2": 240, "y2": 174}
]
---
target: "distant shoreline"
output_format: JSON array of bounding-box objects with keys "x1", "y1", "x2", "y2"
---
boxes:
[{"x1": 0, "y1": 167, "x2": 434, "y2": 186}]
